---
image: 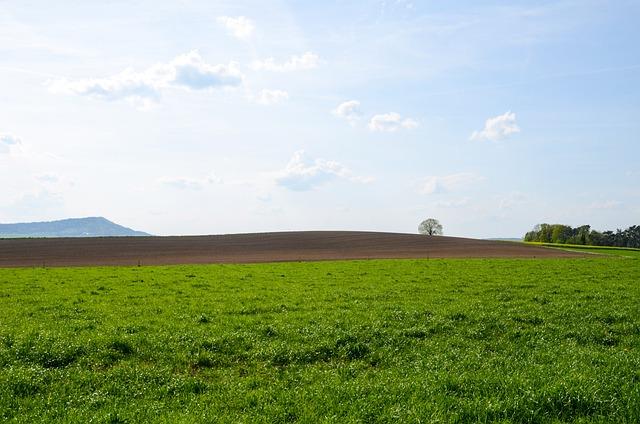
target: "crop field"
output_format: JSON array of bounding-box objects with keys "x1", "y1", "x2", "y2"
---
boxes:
[{"x1": 1, "y1": 257, "x2": 639, "y2": 423}]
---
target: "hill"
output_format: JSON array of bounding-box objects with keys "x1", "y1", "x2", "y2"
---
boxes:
[
  {"x1": 0, "y1": 231, "x2": 581, "y2": 267},
  {"x1": 0, "y1": 217, "x2": 150, "y2": 238}
]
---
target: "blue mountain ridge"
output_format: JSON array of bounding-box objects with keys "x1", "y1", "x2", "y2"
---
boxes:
[{"x1": 0, "y1": 217, "x2": 151, "y2": 238}]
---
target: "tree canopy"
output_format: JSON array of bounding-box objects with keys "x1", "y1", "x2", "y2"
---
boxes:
[
  {"x1": 418, "y1": 218, "x2": 443, "y2": 236},
  {"x1": 524, "y1": 224, "x2": 640, "y2": 248}
]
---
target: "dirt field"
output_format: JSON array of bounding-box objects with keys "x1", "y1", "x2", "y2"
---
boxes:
[{"x1": 0, "y1": 231, "x2": 584, "y2": 267}]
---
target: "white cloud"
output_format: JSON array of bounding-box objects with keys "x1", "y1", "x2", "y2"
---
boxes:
[
  {"x1": 257, "y1": 193, "x2": 272, "y2": 203},
  {"x1": 470, "y1": 111, "x2": 520, "y2": 141},
  {"x1": 368, "y1": 112, "x2": 418, "y2": 132},
  {"x1": 216, "y1": 16, "x2": 255, "y2": 40},
  {"x1": 2, "y1": 190, "x2": 64, "y2": 221},
  {"x1": 332, "y1": 100, "x2": 361, "y2": 124},
  {"x1": 420, "y1": 172, "x2": 483, "y2": 194},
  {"x1": 435, "y1": 197, "x2": 471, "y2": 208},
  {"x1": 0, "y1": 133, "x2": 21, "y2": 154},
  {"x1": 255, "y1": 89, "x2": 289, "y2": 105},
  {"x1": 159, "y1": 173, "x2": 222, "y2": 190},
  {"x1": 170, "y1": 52, "x2": 242, "y2": 90},
  {"x1": 588, "y1": 200, "x2": 622, "y2": 210},
  {"x1": 49, "y1": 69, "x2": 161, "y2": 109},
  {"x1": 276, "y1": 150, "x2": 373, "y2": 191},
  {"x1": 48, "y1": 50, "x2": 243, "y2": 108},
  {"x1": 35, "y1": 173, "x2": 60, "y2": 183},
  {"x1": 252, "y1": 52, "x2": 320, "y2": 72},
  {"x1": 497, "y1": 192, "x2": 526, "y2": 210},
  {"x1": 395, "y1": 0, "x2": 415, "y2": 9}
]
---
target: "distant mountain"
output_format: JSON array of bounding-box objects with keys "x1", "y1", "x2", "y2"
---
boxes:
[{"x1": 0, "y1": 217, "x2": 151, "y2": 238}]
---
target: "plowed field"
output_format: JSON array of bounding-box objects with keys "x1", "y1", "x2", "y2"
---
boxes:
[{"x1": 0, "y1": 231, "x2": 582, "y2": 267}]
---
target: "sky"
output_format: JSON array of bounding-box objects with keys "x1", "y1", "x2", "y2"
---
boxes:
[{"x1": 1, "y1": 0, "x2": 639, "y2": 238}]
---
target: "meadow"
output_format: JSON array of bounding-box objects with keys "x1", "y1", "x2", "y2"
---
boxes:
[
  {"x1": 524, "y1": 242, "x2": 640, "y2": 258},
  {"x1": 1, "y1": 257, "x2": 639, "y2": 423}
]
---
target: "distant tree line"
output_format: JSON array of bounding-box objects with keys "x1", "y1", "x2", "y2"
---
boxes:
[{"x1": 524, "y1": 224, "x2": 640, "y2": 248}]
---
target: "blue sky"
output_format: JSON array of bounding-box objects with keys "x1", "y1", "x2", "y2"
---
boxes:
[{"x1": 1, "y1": 0, "x2": 638, "y2": 237}]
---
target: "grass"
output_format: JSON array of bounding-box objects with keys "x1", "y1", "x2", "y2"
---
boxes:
[
  {"x1": 525, "y1": 242, "x2": 640, "y2": 258},
  {"x1": 1, "y1": 258, "x2": 639, "y2": 423}
]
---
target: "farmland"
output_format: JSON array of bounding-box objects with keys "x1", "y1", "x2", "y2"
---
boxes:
[
  {"x1": 0, "y1": 232, "x2": 581, "y2": 268},
  {"x1": 1, "y1": 257, "x2": 639, "y2": 423}
]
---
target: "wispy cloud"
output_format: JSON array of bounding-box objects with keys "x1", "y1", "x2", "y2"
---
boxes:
[
  {"x1": 255, "y1": 89, "x2": 289, "y2": 105},
  {"x1": 497, "y1": 192, "x2": 526, "y2": 210},
  {"x1": 470, "y1": 111, "x2": 520, "y2": 141},
  {"x1": 420, "y1": 173, "x2": 483, "y2": 194},
  {"x1": 0, "y1": 16, "x2": 88, "y2": 58},
  {"x1": 369, "y1": 112, "x2": 418, "y2": 132},
  {"x1": 252, "y1": 52, "x2": 320, "y2": 72},
  {"x1": 0, "y1": 133, "x2": 21, "y2": 154},
  {"x1": 216, "y1": 16, "x2": 255, "y2": 40},
  {"x1": 435, "y1": 197, "x2": 471, "y2": 208},
  {"x1": 35, "y1": 173, "x2": 60, "y2": 184},
  {"x1": 159, "y1": 173, "x2": 222, "y2": 190},
  {"x1": 332, "y1": 100, "x2": 361, "y2": 124},
  {"x1": 276, "y1": 150, "x2": 373, "y2": 191},
  {"x1": 48, "y1": 51, "x2": 243, "y2": 108},
  {"x1": 587, "y1": 200, "x2": 622, "y2": 210},
  {"x1": 2, "y1": 190, "x2": 64, "y2": 221}
]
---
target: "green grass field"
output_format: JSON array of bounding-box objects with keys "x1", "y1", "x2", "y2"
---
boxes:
[
  {"x1": 1, "y1": 258, "x2": 639, "y2": 423},
  {"x1": 525, "y1": 243, "x2": 640, "y2": 258}
]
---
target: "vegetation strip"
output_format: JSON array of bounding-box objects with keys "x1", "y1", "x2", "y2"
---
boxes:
[{"x1": 527, "y1": 242, "x2": 640, "y2": 258}]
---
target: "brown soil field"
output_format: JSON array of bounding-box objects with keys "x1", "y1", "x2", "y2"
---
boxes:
[{"x1": 0, "y1": 231, "x2": 583, "y2": 268}]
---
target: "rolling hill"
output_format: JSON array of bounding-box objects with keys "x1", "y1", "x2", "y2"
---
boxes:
[{"x1": 0, "y1": 231, "x2": 581, "y2": 267}]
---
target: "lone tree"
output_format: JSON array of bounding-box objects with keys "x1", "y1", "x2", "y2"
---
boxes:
[{"x1": 418, "y1": 218, "x2": 443, "y2": 236}]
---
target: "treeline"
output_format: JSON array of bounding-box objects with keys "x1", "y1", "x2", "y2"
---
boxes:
[{"x1": 524, "y1": 224, "x2": 640, "y2": 248}]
